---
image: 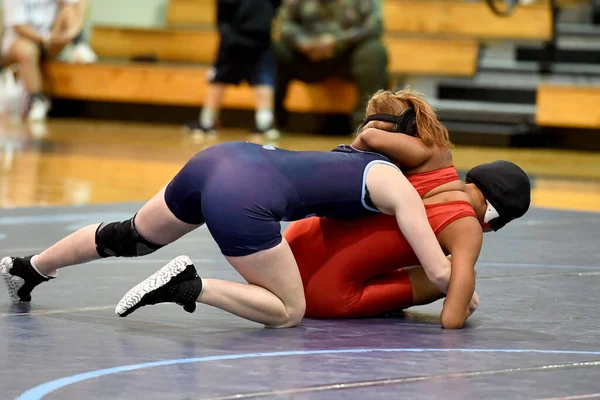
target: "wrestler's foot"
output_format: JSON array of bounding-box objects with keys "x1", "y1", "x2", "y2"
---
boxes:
[
  {"x1": 183, "y1": 120, "x2": 216, "y2": 135},
  {"x1": 115, "y1": 255, "x2": 203, "y2": 317},
  {"x1": 1, "y1": 256, "x2": 55, "y2": 304}
]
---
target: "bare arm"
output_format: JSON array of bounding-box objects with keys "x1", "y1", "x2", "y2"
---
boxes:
[
  {"x1": 353, "y1": 128, "x2": 434, "y2": 169},
  {"x1": 436, "y1": 217, "x2": 483, "y2": 329},
  {"x1": 366, "y1": 163, "x2": 451, "y2": 293}
]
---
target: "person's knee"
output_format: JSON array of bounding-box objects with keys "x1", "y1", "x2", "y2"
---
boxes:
[
  {"x1": 269, "y1": 301, "x2": 306, "y2": 328},
  {"x1": 353, "y1": 39, "x2": 387, "y2": 62},
  {"x1": 95, "y1": 216, "x2": 164, "y2": 258},
  {"x1": 10, "y1": 39, "x2": 41, "y2": 65},
  {"x1": 350, "y1": 39, "x2": 388, "y2": 75}
]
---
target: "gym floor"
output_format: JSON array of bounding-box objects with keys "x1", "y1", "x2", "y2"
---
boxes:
[{"x1": 1, "y1": 118, "x2": 599, "y2": 399}]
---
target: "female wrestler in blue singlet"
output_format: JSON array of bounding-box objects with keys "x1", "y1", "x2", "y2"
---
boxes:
[{"x1": 1, "y1": 140, "x2": 451, "y2": 328}]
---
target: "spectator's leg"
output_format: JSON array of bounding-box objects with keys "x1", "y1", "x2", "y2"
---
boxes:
[
  {"x1": 255, "y1": 86, "x2": 274, "y2": 127},
  {"x1": 65, "y1": 0, "x2": 98, "y2": 63},
  {"x1": 251, "y1": 49, "x2": 277, "y2": 137},
  {"x1": 185, "y1": 36, "x2": 233, "y2": 134},
  {"x1": 200, "y1": 81, "x2": 226, "y2": 132},
  {"x1": 4, "y1": 39, "x2": 42, "y2": 94},
  {"x1": 349, "y1": 38, "x2": 389, "y2": 131},
  {"x1": 272, "y1": 40, "x2": 296, "y2": 129},
  {"x1": 47, "y1": 2, "x2": 75, "y2": 57},
  {"x1": 71, "y1": 32, "x2": 84, "y2": 45},
  {"x1": 3, "y1": 38, "x2": 50, "y2": 121}
]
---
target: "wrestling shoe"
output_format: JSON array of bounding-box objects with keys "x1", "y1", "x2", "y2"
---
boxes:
[
  {"x1": 1, "y1": 256, "x2": 55, "y2": 304},
  {"x1": 183, "y1": 120, "x2": 216, "y2": 135},
  {"x1": 116, "y1": 255, "x2": 203, "y2": 317}
]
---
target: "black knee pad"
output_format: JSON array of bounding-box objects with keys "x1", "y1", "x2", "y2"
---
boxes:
[{"x1": 95, "y1": 217, "x2": 163, "y2": 258}]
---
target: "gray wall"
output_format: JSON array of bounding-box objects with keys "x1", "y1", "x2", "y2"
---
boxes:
[{"x1": 88, "y1": 0, "x2": 169, "y2": 27}]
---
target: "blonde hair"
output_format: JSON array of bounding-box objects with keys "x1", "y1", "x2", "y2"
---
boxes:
[{"x1": 362, "y1": 88, "x2": 452, "y2": 148}]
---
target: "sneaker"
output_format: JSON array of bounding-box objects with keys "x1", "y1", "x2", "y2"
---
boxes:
[
  {"x1": 115, "y1": 255, "x2": 203, "y2": 317},
  {"x1": 252, "y1": 126, "x2": 280, "y2": 140},
  {"x1": 183, "y1": 120, "x2": 216, "y2": 135},
  {"x1": 27, "y1": 97, "x2": 50, "y2": 122},
  {"x1": 1, "y1": 256, "x2": 55, "y2": 304},
  {"x1": 70, "y1": 43, "x2": 98, "y2": 64}
]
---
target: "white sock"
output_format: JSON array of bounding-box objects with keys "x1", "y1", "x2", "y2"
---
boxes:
[
  {"x1": 255, "y1": 109, "x2": 274, "y2": 131},
  {"x1": 200, "y1": 108, "x2": 217, "y2": 128},
  {"x1": 30, "y1": 255, "x2": 57, "y2": 278}
]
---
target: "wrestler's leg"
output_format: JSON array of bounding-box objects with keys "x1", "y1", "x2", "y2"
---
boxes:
[
  {"x1": 348, "y1": 268, "x2": 415, "y2": 317},
  {"x1": 405, "y1": 266, "x2": 445, "y2": 306},
  {"x1": 304, "y1": 261, "x2": 445, "y2": 318},
  {"x1": 1, "y1": 148, "x2": 214, "y2": 304},
  {"x1": 209, "y1": 240, "x2": 306, "y2": 328},
  {"x1": 116, "y1": 162, "x2": 306, "y2": 328},
  {"x1": 1, "y1": 185, "x2": 202, "y2": 304},
  {"x1": 116, "y1": 239, "x2": 306, "y2": 328},
  {"x1": 34, "y1": 186, "x2": 199, "y2": 275},
  {"x1": 351, "y1": 266, "x2": 446, "y2": 317}
]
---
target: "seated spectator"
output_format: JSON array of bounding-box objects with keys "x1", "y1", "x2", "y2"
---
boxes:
[
  {"x1": 184, "y1": 0, "x2": 281, "y2": 139},
  {"x1": 1, "y1": 0, "x2": 96, "y2": 122},
  {"x1": 274, "y1": 0, "x2": 389, "y2": 133}
]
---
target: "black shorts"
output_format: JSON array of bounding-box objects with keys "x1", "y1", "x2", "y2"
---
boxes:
[{"x1": 210, "y1": 39, "x2": 275, "y2": 87}]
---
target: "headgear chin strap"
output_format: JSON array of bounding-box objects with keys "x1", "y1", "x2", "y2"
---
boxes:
[
  {"x1": 361, "y1": 108, "x2": 417, "y2": 136},
  {"x1": 483, "y1": 200, "x2": 500, "y2": 224}
]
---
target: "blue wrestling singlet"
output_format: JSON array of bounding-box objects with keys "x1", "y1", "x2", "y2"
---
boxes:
[{"x1": 164, "y1": 141, "x2": 398, "y2": 256}]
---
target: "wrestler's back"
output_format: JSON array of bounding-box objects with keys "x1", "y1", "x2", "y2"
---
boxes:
[
  {"x1": 285, "y1": 167, "x2": 475, "y2": 287},
  {"x1": 195, "y1": 141, "x2": 391, "y2": 221}
]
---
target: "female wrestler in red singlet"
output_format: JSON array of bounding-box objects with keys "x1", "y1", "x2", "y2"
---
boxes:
[{"x1": 284, "y1": 89, "x2": 531, "y2": 329}]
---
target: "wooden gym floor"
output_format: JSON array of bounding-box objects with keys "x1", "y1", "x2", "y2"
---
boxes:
[
  {"x1": 2, "y1": 117, "x2": 600, "y2": 400},
  {"x1": 0, "y1": 117, "x2": 599, "y2": 213}
]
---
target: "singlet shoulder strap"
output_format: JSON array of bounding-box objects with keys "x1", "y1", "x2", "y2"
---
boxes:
[
  {"x1": 332, "y1": 144, "x2": 392, "y2": 162},
  {"x1": 362, "y1": 160, "x2": 401, "y2": 212}
]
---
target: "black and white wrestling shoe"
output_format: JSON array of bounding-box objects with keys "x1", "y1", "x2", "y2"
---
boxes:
[
  {"x1": 1, "y1": 256, "x2": 55, "y2": 304},
  {"x1": 116, "y1": 255, "x2": 203, "y2": 317}
]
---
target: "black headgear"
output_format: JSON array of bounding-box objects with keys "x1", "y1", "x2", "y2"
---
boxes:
[
  {"x1": 465, "y1": 160, "x2": 531, "y2": 231},
  {"x1": 361, "y1": 108, "x2": 418, "y2": 136}
]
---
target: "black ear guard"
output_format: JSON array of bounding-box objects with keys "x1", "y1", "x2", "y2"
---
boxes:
[
  {"x1": 488, "y1": 217, "x2": 510, "y2": 232},
  {"x1": 361, "y1": 108, "x2": 417, "y2": 136},
  {"x1": 465, "y1": 160, "x2": 531, "y2": 232}
]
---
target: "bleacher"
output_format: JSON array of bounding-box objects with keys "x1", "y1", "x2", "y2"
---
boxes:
[
  {"x1": 536, "y1": 84, "x2": 600, "y2": 129},
  {"x1": 34, "y1": 0, "x2": 600, "y2": 145}
]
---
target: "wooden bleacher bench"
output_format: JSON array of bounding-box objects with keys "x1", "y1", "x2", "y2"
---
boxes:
[
  {"x1": 44, "y1": 20, "x2": 478, "y2": 114},
  {"x1": 536, "y1": 84, "x2": 600, "y2": 129},
  {"x1": 51, "y1": 0, "x2": 570, "y2": 115},
  {"x1": 89, "y1": 27, "x2": 219, "y2": 64},
  {"x1": 383, "y1": 0, "x2": 551, "y2": 41},
  {"x1": 166, "y1": 0, "x2": 553, "y2": 41},
  {"x1": 42, "y1": 61, "x2": 358, "y2": 113},
  {"x1": 89, "y1": 26, "x2": 479, "y2": 76}
]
